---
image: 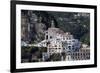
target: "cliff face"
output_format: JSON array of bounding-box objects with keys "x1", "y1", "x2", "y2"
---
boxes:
[{"x1": 21, "y1": 10, "x2": 90, "y2": 45}]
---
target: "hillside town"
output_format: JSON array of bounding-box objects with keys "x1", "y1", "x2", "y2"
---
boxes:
[
  {"x1": 33, "y1": 20, "x2": 90, "y2": 61},
  {"x1": 21, "y1": 15, "x2": 90, "y2": 62}
]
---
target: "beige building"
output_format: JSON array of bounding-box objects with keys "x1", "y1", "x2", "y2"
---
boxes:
[{"x1": 64, "y1": 45, "x2": 90, "y2": 61}]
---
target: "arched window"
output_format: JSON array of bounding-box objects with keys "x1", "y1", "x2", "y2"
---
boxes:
[{"x1": 46, "y1": 35, "x2": 48, "y2": 39}]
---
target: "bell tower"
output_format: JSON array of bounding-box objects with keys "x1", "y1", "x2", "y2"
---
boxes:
[{"x1": 51, "y1": 20, "x2": 55, "y2": 28}]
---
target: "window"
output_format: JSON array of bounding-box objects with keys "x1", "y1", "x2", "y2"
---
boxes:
[
  {"x1": 63, "y1": 37, "x2": 65, "y2": 40},
  {"x1": 69, "y1": 37, "x2": 71, "y2": 40},
  {"x1": 50, "y1": 36, "x2": 52, "y2": 39},
  {"x1": 55, "y1": 45, "x2": 57, "y2": 47},
  {"x1": 46, "y1": 31, "x2": 48, "y2": 33},
  {"x1": 72, "y1": 46, "x2": 74, "y2": 50},
  {"x1": 59, "y1": 45, "x2": 60, "y2": 47},
  {"x1": 52, "y1": 50, "x2": 54, "y2": 52},
  {"x1": 46, "y1": 35, "x2": 48, "y2": 39},
  {"x1": 68, "y1": 41, "x2": 71, "y2": 45},
  {"x1": 66, "y1": 37, "x2": 68, "y2": 40},
  {"x1": 72, "y1": 40, "x2": 75, "y2": 42},
  {"x1": 64, "y1": 48, "x2": 66, "y2": 50},
  {"x1": 68, "y1": 46, "x2": 71, "y2": 50}
]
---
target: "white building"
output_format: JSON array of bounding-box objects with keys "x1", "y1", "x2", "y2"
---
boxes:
[{"x1": 35, "y1": 20, "x2": 81, "y2": 57}]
